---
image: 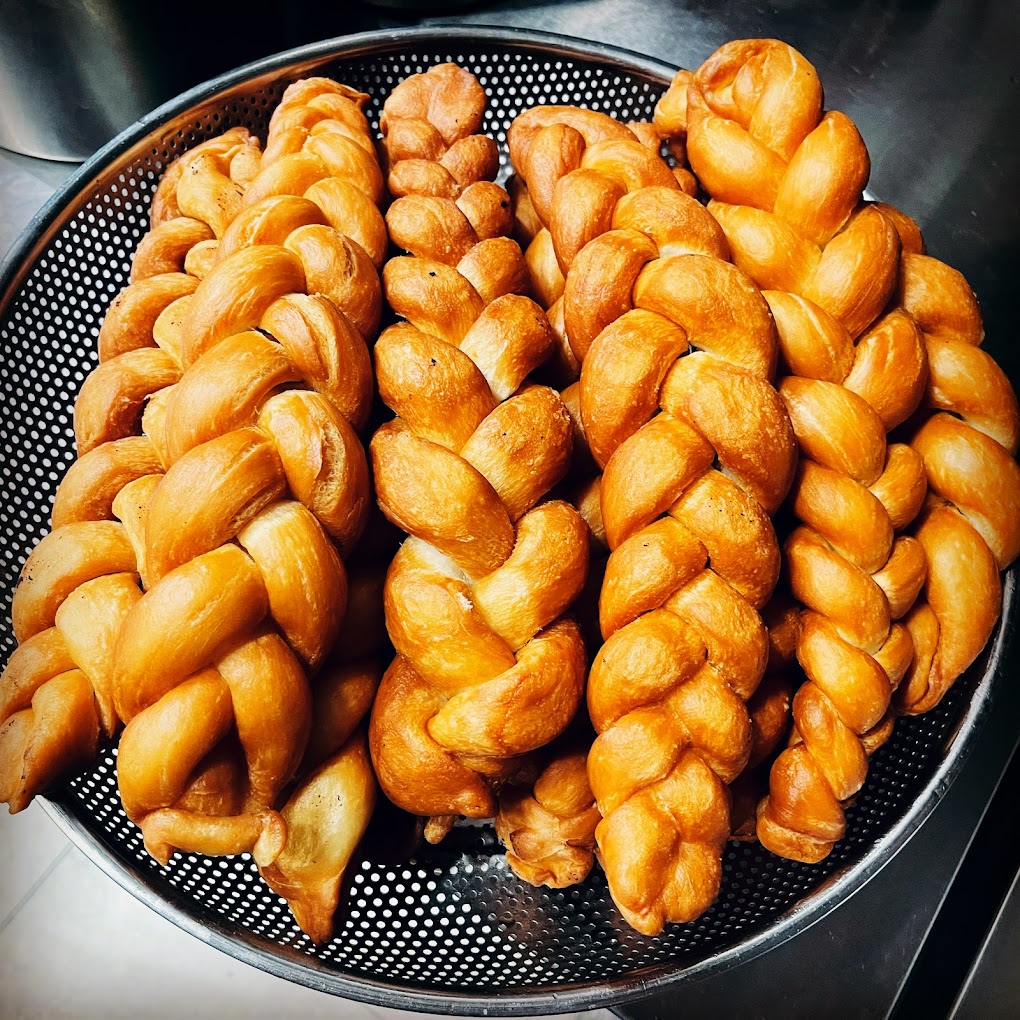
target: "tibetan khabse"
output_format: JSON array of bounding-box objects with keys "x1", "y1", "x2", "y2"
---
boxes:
[
  {"x1": 494, "y1": 108, "x2": 775, "y2": 898},
  {"x1": 657, "y1": 37, "x2": 1020, "y2": 863},
  {"x1": 368, "y1": 63, "x2": 590, "y2": 846},
  {"x1": 505, "y1": 99, "x2": 798, "y2": 934},
  {"x1": 1, "y1": 124, "x2": 264, "y2": 813},
  {"x1": 494, "y1": 724, "x2": 601, "y2": 889},
  {"x1": 492, "y1": 543, "x2": 609, "y2": 890},
  {"x1": 2, "y1": 76, "x2": 391, "y2": 942},
  {"x1": 4, "y1": 36, "x2": 1013, "y2": 947}
]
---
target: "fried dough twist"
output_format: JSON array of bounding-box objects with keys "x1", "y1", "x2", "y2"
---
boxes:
[
  {"x1": 4, "y1": 79, "x2": 387, "y2": 940},
  {"x1": 897, "y1": 255, "x2": 1019, "y2": 712},
  {"x1": 494, "y1": 729, "x2": 600, "y2": 888},
  {"x1": 508, "y1": 105, "x2": 798, "y2": 933},
  {"x1": 367, "y1": 65, "x2": 590, "y2": 840},
  {"x1": 112, "y1": 77, "x2": 384, "y2": 899},
  {"x1": 492, "y1": 543, "x2": 608, "y2": 889},
  {"x1": 663, "y1": 38, "x2": 1020, "y2": 862},
  {"x1": 1, "y1": 524, "x2": 134, "y2": 812},
  {"x1": 658, "y1": 42, "x2": 927, "y2": 862},
  {"x1": 73, "y1": 127, "x2": 265, "y2": 458},
  {"x1": 728, "y1": 596, "x2": 798, "y2": 840},
  {"x1": 0, "y1": 127, "x2": 265, "y2": 812},
  {"x1": 491, "y1": 115, "x2": 708, "y2": 891}
]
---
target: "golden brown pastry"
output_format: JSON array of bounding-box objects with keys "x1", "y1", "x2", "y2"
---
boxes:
[
  {"x1": 113, "y1": 76, "x2": 382, "y2": 880},
  {"x1": 507, "y1": 103, "x2": 798, "y2": 934},
  {"x1": 0, "y1": 126, "x2": 263, "y2": 812},
  {"x1": 74, "y1": 127, "x2": 265, "y2": 455},
  {"x1": 728, "y1": 596, "x2": 798, "y2": 841},
  {"x1": 662, "y1": 39, "x2": 1019, "y2": 862},
  {"x1": 492, "y1": 547, "x2": 608, "y2": 888},
  {"x1": 1, "y1": 484, "x2": 164, "y2": 806},
  {"x1": 258, "y1": 623, "x2": 383, "y2": 941},
  {"x1": 655, "y1": 43, "x2": 927, "y2": 861},
  {"x1": 367, "y1": 64, "x2": 590, "y2": 841},
  {"x1": 897, "y1": 257, "x2": 1019, "y2": 711},
  {"x1": 3, "y1": 79, "x2": 387, "y2": 943},
  {"x1": 254, "y1": 516, "x2": 396, "y2": 940},
  {"x1": 496, "y1": 118, "x2": 671, "y2": 890},
  {"x1": 492, "y1": 118, "x2": 711, "y2": 889},
  {"x1": 494, "y1": 724, "x2": 600, "y2": 888}
]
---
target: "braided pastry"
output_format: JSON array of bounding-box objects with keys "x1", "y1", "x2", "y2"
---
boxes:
[
  {"x1": 729, "y1": 596, "x2": 798, "y2": 840},
  {"x1": 76, "y1": 126, "x2": 265, "y2": 455},
  {"x1": 0, "y1": 126, "x2": 264, "y2": 811},
  {"x1": 491, "y1": 117, "x2": 712, "y2": 889},
  {"x1": 492, "y1": 545, "x2": 608, "y2": 889},
  {"x1": 494, "y1": 116, "x2": 688, "y2": 890},
  {"x1": 494, "y1": 725, "x2": 600, "y2": 888},
  {"x1": 507, "y1": 105, "x2": 797, "y2": 933},
  {"x1": 116, "y1": 76, "x2": 384, "y2": 890},
  {"x1": 664, "y1": 39, "x2": 1019, "y2": 862},
  {"x1": 4, "y1": 78, "x2": 388, "y2": 940},
  {"x1": 367, "y1": 65, "x2": 589, "y2": 840},
  {"x1": 499, "y1": 572, "x2": 798, "y2": 869},
  {"x1": 256, "y1": 570, "x2": 386, "y2": 942},
  {"x1": 1, "y1": 526, "x2": 130, "y2": 811},
  {"x1": 897, "y1": 257, "x2": 1019, "y2": 711}
]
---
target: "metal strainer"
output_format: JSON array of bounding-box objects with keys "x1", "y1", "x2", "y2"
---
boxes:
[{"x1": 0, "y1": 26, "x2": 1014, "y2": 1016}]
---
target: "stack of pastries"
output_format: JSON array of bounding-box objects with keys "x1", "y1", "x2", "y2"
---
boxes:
[{"x1": 1, "y1": 39, "x2": 1017, "y2": 944}]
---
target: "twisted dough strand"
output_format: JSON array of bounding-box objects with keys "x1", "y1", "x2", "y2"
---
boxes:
[
  {"x1": 664, "y1": 39, "x2": 1020, "y2": 862},
  {"x1": 0, "y1": 126, "x2": 265, "y2": 811},
  {"x1": 494, "y1": 728, "x2": 600, "y2": 888},
  {"x1": 492, "y1": 115, "x2": 704, "y2": 891},
  {"x1": 367, "y1": 65, "x2": 590, "y2": 839},
  {"x1": 1, "y1": 527, "x2": 135, "y2": 811},
  {"x1": 492, "y1": 542, "x2": 609, "y2": 889},
  {"x1": 508, "y1": 107, "x2": 679, "y2": 386},
  {"x1": 662, "y1": 41, "x2": 927, "y2": 863},
  {"x1": 4, "y1": 78, "x2": 388, "y2": 942},
  {"x1": 75, "y1": 127, "x2": 265, "y2": 456},
  {"x1": 897, "y1": 254, "x2": 1019, "y2": 711},
  {"x1": 728, "y1": 595, "x2": 798, "y2": 840},
  {"x1": 507, "y1": 105, "x2": 797, "y2": 933},
  {"x1": 111, "y1": 79, "x2": 384, "y2": 898}
]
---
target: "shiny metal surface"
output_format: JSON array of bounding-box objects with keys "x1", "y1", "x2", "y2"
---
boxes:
[
  {"x1": 0, "y1": 18, "x2": 1017, "y2": 1018},
  {"x1": 0, "y1": 0, "x2": 171, "y2": 161}
]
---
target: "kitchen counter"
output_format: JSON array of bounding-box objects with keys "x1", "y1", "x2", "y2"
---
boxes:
[{"x1": 1, "y1": 2, "x2": 1018, "y2": 1017}]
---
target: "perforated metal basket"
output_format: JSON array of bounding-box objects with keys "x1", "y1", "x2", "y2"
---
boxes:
[{"x1": 0, "y1": 27, "x2": 1015, "y2": 1016}]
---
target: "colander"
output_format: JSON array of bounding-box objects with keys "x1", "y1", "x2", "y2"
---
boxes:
[{"x1": 0, "y1": 26, "x2": 1015, "y2": 1017}]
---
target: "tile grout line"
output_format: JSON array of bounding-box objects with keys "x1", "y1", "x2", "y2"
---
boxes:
[{"x1": 0, "y1": 842, "x2": 72, "y2": 935}]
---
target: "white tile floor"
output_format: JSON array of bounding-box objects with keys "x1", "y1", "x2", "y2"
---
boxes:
[{"x1": 0, "y1": 148, "x2": 614, "y2": 1020}]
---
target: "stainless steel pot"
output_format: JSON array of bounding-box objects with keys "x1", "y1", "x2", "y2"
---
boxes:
[{"x1": 0, "y1": 0, "x2": 173, "y2": 160}]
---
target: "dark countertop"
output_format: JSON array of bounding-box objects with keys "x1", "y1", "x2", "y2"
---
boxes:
[{"x1": 1, "y1": 2, "x2": 1017, "y2": 1017}]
